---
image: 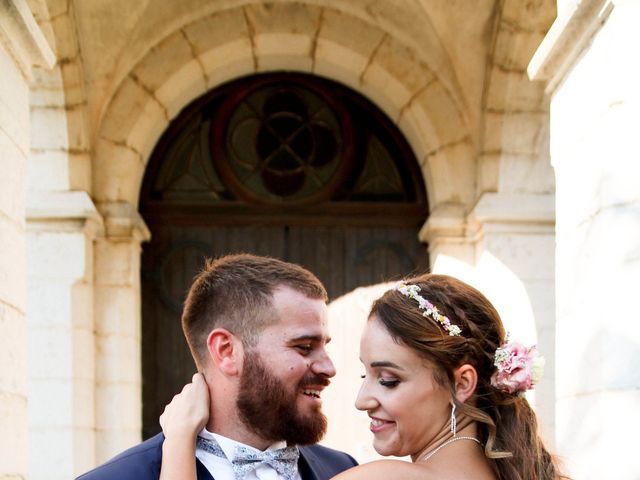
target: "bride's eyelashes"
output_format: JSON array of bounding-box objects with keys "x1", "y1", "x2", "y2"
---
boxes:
[
  {"x1": 360, "y1": 374, "x2": 400, "y2": 389},
  {"x1": 378, "y1": 378, "x2": 400, "y2": 388}
]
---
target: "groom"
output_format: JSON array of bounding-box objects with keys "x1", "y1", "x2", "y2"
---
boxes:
[{"x1": 77, "y1": 254, "x2": 357, "y2": 479}]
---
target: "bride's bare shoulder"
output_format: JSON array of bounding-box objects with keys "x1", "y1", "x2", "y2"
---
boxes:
[{"x1": 332, "y1": 460, "x2": 428, "y2": 480}]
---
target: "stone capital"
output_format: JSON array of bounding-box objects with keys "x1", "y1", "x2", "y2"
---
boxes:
[
  {"x1": 26, "y1": 190, "x2": 103, "y2": 238},
  {"x1": 96, "y1": 201, "x2": 151, "y2": 244},
  {"x1": 467, "y1": 192, "x2": 555, "y2": 236}
]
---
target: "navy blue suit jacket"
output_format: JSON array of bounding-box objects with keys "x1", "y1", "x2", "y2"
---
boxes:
[{"x1": 77, "y1": 434, "x2": 358, "y2": 480}]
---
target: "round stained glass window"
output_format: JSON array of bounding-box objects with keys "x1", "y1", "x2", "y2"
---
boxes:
[{"x1": 211, "y1": 77, "x2": 354, "y2": 204}]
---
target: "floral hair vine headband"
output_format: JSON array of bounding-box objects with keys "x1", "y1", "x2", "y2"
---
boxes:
[
  {"x1": 490, "y1": 338, "x2": 545, "y2": 395},
  {"x1": 395, "y1": 283, "x2": 462, "y2": 336}
]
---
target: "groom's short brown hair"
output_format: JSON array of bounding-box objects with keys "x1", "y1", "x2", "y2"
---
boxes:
[{"x1": 182, "y1": 253, "x2": 327, "y2": 368}]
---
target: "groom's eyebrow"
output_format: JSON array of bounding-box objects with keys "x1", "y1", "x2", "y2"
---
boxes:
[
  {"x1": 289, "y1": 334, "x2": 332, "y2": 344},
  {"x1": 370, "y1": 361, "x2": 404, "y2": 370}
]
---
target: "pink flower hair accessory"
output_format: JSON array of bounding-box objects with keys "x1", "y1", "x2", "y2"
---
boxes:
[{"x1": 490, "y1": 340, "x2": 545, "y2": 395}]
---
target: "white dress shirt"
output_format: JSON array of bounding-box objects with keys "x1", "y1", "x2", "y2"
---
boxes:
[{"x1": 195, "y1": 428, "x2": 302, "y2": 480}]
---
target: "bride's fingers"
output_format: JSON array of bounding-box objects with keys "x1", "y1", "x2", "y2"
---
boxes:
[{"x1": 159, "y1": 373, "x2": 210, "y2": 439}]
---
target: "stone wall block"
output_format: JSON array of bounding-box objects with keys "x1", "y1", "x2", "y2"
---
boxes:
[
  {"x1": 69, "y1": 151, "x2": 91, "y2": 192},
  {"x1": 245, "y1": 3, "x2": 321, "y2": 36},
  {"x1": 93, "y1": 139, "x2": 143, "y2": 204},
  {"x1": 199, "y1": 40, "x2": 255, "y2": 89},
  {"x1": 65, "y1": 104, "x2": 90, "y2": 151},
  {"x1": 254, "y1": 33, "x2": 313, "y2": 72},
  {"x1": 407, "y1": 82, "x2": 469, "y2": 146},
  {"x1": 183, "y1": 9, "x2": 249, "y2": 54},
  {"x1": 26, "y1": 230, "x2": 87, "y2": 281},
  {"x1": 154, "y1": 58, "x2": 206, "y2": 121},
  {"x1": 30, "y1": 106, "x2": 68, "y2": 151},
  {"x1": 486, "y1": 69, "x2": 547, "y2": 111},
  {"x1": 478, "y1": 152, "x2": 500, "y2": 193},
  {"x1": 28, "y1": 378, "x2": 72, "y2": 427},
  {"x1": 424, "y1": 141, "x2": 475, "y2": 208},
  {"x1": 319, "y1": 9, "x2": 384, "y2": 62},
  {"x1": 484, "y1": 111, "x2": 546, "y2": 154},
  {"x1": 0, "y1": 394, "x2": 27, "y2": 475},
  {"x1": 29, "y1": 428, "x2": 73, "y2": 478},
  {"x1": 0, "y1": 46, "x2": 29, "y2": 117},
  {"x1": 502, "y1": 0, "x2": 556, "y2": 33},
  {"x1": 0, "y1": 303, "x2": 27, "y2": 394},
  {"x1": 312, "y1": 39, "x2": 365, "y2": 91},
  {"x1": 0, "y1": 219, "x2": 26, "y2": 311},
  {"x1": 71, "y1": 378, "x2": 95, "y2": 429},
  {"x1": 556, "y1": 391, "x2": 640, "y2": 479},
  {"x1": 29, "y1": 78, "x2": 66, "y2": 109},
  {"x1": 29, "y1": 327, "x2": 73, "y2": 380},
  {"x1": 314, "y1": 10, "x2": 384, "y2": 88},
  {"x1": 0, "y1": 101, "x2": 29, "y2": 158},
  {"x1": 100, "y1": 77, "x2": 156, "y2": 146},
  {"x1": 95, "y1": 240, "x2": 138, "y2": 286},
  {"x1": 50, "y1": 12, "x2": 79, "y2": 60},
  {"x1": 60, "y1": 60, "x2": 86, "y2": 107},
  {"x1": 0, "y1": 133, "x2": 27, "y2": 222},
  {"x1": 96, "y1": 334, "x2": 139, "y2": 384},
  {"x1": 73, "y1": 427, "x2": 96, "y2": 476},
  {"x1": 125, "y1": 90, "x2": 169, "y2": 161},
  {"x1": 364, "y1": 35, "x2": 435, "y2": 104},
  {"x1": 95, "y1": 383, "x2": 141, "y2": 432},
  {"x1": 72, "y1": 327, "x2": 95, "y2": 381},
  {"x1": 131, "y1": 31, "x2": 193, "y2": 93},
  {"x1": 494, "y1": 26, "x2": 548, "y2": 71},
  {"x1": 395, "y1": 106, "x2": 433, "y2": 171},
  {"x1": 71, "y1": 281, "x2": 94, "y2": 330},
  {"x1": 94, "y1": 286, "x2": 138, "y2": 338},
  {"x1": 498, "y1": 152, "x2": 554, "y2": 194}
]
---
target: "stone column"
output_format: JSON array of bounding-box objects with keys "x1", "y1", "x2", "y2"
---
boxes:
[
  {"x1": 0, "y1": 2, "x2": 53, "y2": 479},
  {"x1": 529, "y1": 0, "x2": 640, "y2": 477},
  {"x1": 94, "y1": 201, "x2": 150, "y2": 462},
  {"x1": 26, "y1": 192, "x2": 102, "y2": 480},
  {"x1": 468, "y1": 192, "x2": 556, "y2": 444}
]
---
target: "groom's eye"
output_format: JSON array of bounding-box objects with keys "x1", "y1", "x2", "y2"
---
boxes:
[{"x1": 295, "y1": 344, "x2": 312, "y2": 354}]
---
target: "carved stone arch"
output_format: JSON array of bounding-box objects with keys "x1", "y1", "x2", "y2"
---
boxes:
[{"x1": 93, "y1": 3, "x2": 475, "y2": 213}]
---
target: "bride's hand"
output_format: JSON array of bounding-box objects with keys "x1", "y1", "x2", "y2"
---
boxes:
[{"x1": 160, "y1": 372, "x2": 210, "y2": 441}]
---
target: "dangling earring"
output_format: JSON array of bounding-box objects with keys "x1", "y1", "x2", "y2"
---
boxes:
[{"x1": 450, "y1": 403, "x2": 457, "y2": 437}]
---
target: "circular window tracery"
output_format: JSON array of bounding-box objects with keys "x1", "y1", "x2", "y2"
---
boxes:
[{"x1": 212, "y1": 79, "x2": 354, "y2": 205}]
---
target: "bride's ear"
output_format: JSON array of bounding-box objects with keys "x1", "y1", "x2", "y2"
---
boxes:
[
  {"x1": 453, "y1": 364, "x2": 478, "y2": 403},
  {"x1": 206, "y1": 328, "x2": 243, "y2": 376}
]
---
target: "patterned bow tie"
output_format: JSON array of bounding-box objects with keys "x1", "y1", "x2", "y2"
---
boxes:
[{"x1": 197, "y1": 436, "x2": 300, "y2": 480}]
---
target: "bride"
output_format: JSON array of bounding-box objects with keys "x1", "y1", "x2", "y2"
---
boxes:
[{"x1": 159, "y1": 274, "x2": 565, "y2": 480}]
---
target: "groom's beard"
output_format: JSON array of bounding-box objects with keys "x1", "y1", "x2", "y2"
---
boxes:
[{"x1": 237, "y1": 352, "x2": 328, "y2": 445}]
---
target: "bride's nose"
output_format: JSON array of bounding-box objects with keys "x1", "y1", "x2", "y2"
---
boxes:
[{"x1": 354, "y1": 379, "x2": 378, "y2": 411}]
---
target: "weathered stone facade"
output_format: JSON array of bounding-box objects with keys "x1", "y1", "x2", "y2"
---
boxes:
[{"x1": 0, "y1": 0, "x2": 636, "y2": 479}]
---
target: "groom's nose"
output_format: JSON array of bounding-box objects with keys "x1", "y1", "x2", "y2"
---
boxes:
[{"x1": 310, "y1": 348, "x2": 336, "y2": 378}]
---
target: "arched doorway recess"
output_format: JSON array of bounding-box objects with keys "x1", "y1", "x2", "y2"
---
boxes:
[{"x1": 139, "y1": 73, "x2": 428, "y2": 438}]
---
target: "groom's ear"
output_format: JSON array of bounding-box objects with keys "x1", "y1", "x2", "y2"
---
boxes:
[
  {"x1": 206, "y1": 328, "x2": 243, "y2": 376},
  {"x1": 453, "y1": 363, "x2": 478, "y2": 403}
]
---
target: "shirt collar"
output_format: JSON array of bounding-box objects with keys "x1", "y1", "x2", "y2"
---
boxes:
[{"x1": 198, "y1": 427, "x2": 288, "y2": 461}]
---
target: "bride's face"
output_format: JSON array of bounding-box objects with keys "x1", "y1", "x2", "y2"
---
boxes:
[{"x1": 355, "y1": 315, "x2": 451, "y2": 459}]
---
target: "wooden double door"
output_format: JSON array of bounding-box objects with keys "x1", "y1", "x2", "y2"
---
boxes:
[{"x1": 139, "y1": 73, "x2": 429, "y2": 438}]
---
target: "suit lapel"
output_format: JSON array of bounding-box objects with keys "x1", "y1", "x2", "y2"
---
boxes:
[
  {"x1": 196, "y1": 457, "x2": 215, "y2": 480},
  {"x1": 299, "y1": 447, "x2": 328, "y2": 480}
]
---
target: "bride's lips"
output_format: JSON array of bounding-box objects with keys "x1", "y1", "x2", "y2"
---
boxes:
[{"x1": 369, "y1": 416, "x2": 395, "y2": 433}]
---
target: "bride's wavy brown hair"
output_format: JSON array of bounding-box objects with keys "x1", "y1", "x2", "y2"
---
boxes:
[{"x1": 370, "y1": 273, "x2": 567, "y2": 480}]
